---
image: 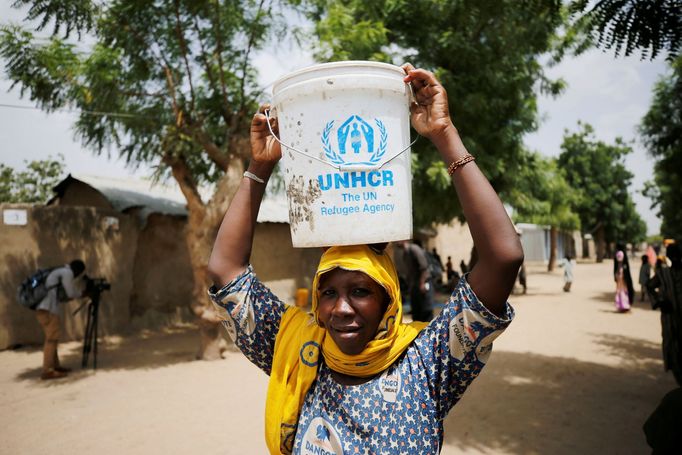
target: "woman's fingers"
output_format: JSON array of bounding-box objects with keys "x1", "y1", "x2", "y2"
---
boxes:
[
  {"x1": 415, "y1": 88, "x2": 438, "y2": 106},
  {"x1": 402, "y1": 63, "x2": 428, "y2": 92},
  {"x1": 402, "y1": 65, "x2": 445, "y2": 109},
  {"x1": 269, "y1": 115, "x2": 279, "y2": 135},
  {"x1": 253, "y1": 104, "x2": 273, "y2": 123},
  {"x1": 252, "y1": 103, "x2": 279, "y2": 135},
  {"x1": 406, "y1": 68, "x2": 440, "y2": 86},
  {"x1": 403, "y1": 66, "x2": 440, "y2": 91}
]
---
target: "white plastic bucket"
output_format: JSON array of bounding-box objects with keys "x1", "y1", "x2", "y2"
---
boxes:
[{"x1": 271, "y1": 61, "x2": 413, "y2": 247}]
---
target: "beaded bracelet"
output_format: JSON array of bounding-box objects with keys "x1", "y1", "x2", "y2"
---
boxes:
[
  {"x1": 447, "y1": 154, "x2": 476, "y2": 175},
  {"x1": 243, "y1": 171, "x2": 265, "y2": 184}
]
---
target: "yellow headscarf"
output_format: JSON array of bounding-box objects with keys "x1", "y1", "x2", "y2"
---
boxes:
[{"x1": 265, "y1": 245, "x2": 427, "y2": 454}]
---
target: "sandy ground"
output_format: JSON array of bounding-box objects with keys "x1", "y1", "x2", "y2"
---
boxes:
[{"x1": 1, "y1": 261, "x2": 677, "y2": 454}]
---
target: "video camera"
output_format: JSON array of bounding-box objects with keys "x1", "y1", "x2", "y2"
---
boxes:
[{"x1": 83, "y1": 275, "x2": 111, "y2": 295}]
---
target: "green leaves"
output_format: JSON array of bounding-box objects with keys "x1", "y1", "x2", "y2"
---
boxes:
[
  {"x1": 566, "y1": 0, "x2": 681, "y2": 60},
  {"x1": 304, "y1": 0, "x2": 567, "y2": 226},
  {"x1": 0, "y1": 25, "x2": 81, "y2": 111},
  {"x1": 640, "y1": 56, "x2": 682, "y2": 240},
  {"x1": 0, "y1": 156, "x2": 65, "y2": 204},
  {"x1": 12, "y1": 0, "x2": 98, "y2": 38},
  {"x1": 507, "y1": 150, "x2": 580, "y2": 231},
  {"x1": 313, "y1": 1, "x2": 389, "y2": 61},
  {"x1": 558, "y1": 122, "x2": 646, "y2": 244},
  {"x1": 1, "y1": 0, "x2": 289, "y2": 193}
]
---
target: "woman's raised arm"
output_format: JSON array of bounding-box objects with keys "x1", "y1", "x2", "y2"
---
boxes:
[
  {"x1": 403, "y1": 64, "x2": 523, "y2": 316},
  {"x1": 207, "y1": 104, "x2": 281, "y2": 288}
]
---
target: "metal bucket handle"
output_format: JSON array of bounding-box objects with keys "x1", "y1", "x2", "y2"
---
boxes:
[{"x1": 264, "y1": 108, "x2": 418, "y2": 172}]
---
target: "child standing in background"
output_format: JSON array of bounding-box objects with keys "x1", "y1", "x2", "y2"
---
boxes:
[
  {"x1": 560, "y1": 254, "x2": 575, "y2": 292},
  {"x1": 639, "y1": 254, "x2": 651, "y2": 302}
]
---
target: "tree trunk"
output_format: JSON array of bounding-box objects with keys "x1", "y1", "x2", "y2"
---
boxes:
[
  {"x1": 548, "y1": 226, "x2": 557, "y2": 271},
  {"x1": 185, "y1": 161, "x2": 244, "y2": 360},
  {"x1": 596, "y1": 225, "x2": 606, "y2": 263},
  {"x1": 582, "y1": 235, "x2": 590, "y2": 259}
]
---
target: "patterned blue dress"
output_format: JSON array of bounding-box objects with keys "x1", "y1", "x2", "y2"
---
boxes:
[{"x1": 209, "y1": 266, "x2": 514, "y2": 454}]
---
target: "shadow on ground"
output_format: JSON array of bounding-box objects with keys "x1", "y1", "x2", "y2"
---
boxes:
[
  {"x1": 591, "y1": 291, "x2": 657, "y2": 312},
  {"x1": 13, "y1": 325, "x2": 238, "y2": 383},
  {"x1": 443, "y1": 333, "x2": 675, "y2": 455},
  {"x1": 590, "y1": 333, "x2": 663, "y2": 364}
]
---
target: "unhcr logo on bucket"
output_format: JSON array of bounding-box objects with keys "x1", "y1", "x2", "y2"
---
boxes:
[
  {"x1": 316, "y1": 114, "x2": 396, "y2": 217},
  {"x1": 322, "y1": 114, "x2": 387, "y2": 167},
  {"x1": 318, "y1": 114, "x2": 394, "y2": 191}
]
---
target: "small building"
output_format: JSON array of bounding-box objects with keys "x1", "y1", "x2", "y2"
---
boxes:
[
  {"x1": 49, "y1": 174, "x2": 195, "y2": 330},
  {"x1": 0, "y1": 174, "x2": 319, "y2": 349},
  {"x1": 516, "y1": 223, "x2": 584, "y2": 263}
]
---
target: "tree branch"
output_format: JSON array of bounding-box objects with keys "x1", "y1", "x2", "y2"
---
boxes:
[
  {"x1": 236, "y1": 0, "x2": 268, "y2": 127},
  {"x1": 118, "y1": 17, "x2": 169, "y2": 82},
  {"x1": 163, "y1": 152, "x2": 204, "y2": 214},
  {"x1": 189, "y1": 126, "x2": 231, "y2": 170},
  {"x1": 163, "y1": 65, "x2": 182, "y2": 123},
  {"x1": 193, "y1": 15, "x2": 231, "y2": 127},
  {"x1": 173, "y1": 0, "x2": 196, "y2": 114},
  {"x1": 162, "y1": 41, "x2": 228, "y2": 171},
  {"x1": 207, "y1": 160, "x2": 245, "y2": 222},
  {"x1": 121, "y1": 89, "x2": 165, "y2": 99},
  {"x1": 211, "y1": 0, "x2": 230, "y2": 119}
]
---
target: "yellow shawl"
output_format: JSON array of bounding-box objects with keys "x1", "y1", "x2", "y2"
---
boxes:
[{"x1": 265, "y1": 245, "x2": 427, "y2": 454}]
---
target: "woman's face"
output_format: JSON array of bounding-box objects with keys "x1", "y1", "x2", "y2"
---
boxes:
[{"x1": 317, "y1": 268, "x2": 389, "y2": 355}]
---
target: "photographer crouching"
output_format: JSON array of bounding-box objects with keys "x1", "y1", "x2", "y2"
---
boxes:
[{"x1": 34, "y1": 260, "x2": 87, "y2": 380}]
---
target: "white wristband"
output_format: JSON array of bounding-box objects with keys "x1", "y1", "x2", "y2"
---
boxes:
[{"x1": 243, "y1": 171, "x2": 265, "y2": 184}]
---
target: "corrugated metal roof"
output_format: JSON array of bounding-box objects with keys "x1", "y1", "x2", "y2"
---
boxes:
[
  {"x1": 65, "y1": 174, "x2": 188, "y2": 218},
  {"x1": 52, "y1": 174, "x2": 290, "y2": 224},
  {"x1": 258, "y1": 190, "x2": 289, "y2": 224}
]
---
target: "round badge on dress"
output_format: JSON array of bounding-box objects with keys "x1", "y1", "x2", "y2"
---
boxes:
[{"x1": 300, "y1": 341, "x2": 320, "y2": 367}]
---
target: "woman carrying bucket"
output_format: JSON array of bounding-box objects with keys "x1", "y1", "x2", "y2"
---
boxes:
[{"x1": 207, "y1": 63, "x2": 523, "y2": 454}]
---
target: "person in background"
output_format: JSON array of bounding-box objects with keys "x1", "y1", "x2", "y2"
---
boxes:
[
  {"x1": 560, "y1": 254, "x2": 575, "y2": 292},
  {"x1": 431, "y1": 247, "x2": 444, "y2": 269},
  {"x1": 445, "y1": 255, "x2": 460, "y2": 292},
  {"x1": 35, "y1": 260, "x2": 86, "y2": 380},
  {"x1": 395, "y1": 240, "x2": 433, "y2": 322},
  {"x1": 647, "y1": 243, "x2": 682, "y2": 385},
  {"x1": 517, "y1": 263, "x2": 527, "y2": 295},
  {"x1": 460, "y1": 259, "x2": 469, "y2": 276},
  {"x1": 646, "y1": 245, "x2": 658, "y2": 270},
  {"x1": 643, "y1": 387, "x2": 682, "y2": 453},
  {"x1": 613, "y1": 243, "x2": 635, "y2": 306},
  {"x1": 639, "y1": 254, "x2": 652, "y2": 303},
  {"x1": 614, "y1": 250, "x2": 632, "y2": 312},
  {"x1": 515, "y1": 230, "x2": 527, "y2": 295}
]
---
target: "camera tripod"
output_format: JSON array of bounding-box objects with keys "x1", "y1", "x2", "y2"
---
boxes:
[
  {"x1": 81, "y1": 289, "x2": 102, "y2": 369},
  {"x1": 74, "y1": 277, "x2": 110, "y2": 370}
]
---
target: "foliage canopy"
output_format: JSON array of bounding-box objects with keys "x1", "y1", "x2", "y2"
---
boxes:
[
  {"x1": 568, "y1": 0, "x2": 681, "y2": 60},
  {"x1": 640, "y1": 56, "x2": 682, "y2": 240},
  {"x1": 1, "y1": 0, "x2": 284, "y2": 199},
  {"x1": 1, "y1": 1, "x2": 295, "y2": 347},
  {"x1": 303, "y1": 0, "x2": 567, "y2": 226},
  {"x1": 508, "y1": 151, "x2": 580, "y2": 231},
  {"x1": 0, "y1": 156, "x2": 65, "y2": 204},
  {"x1": 558, "y1": 122, "x2": 646, "y2": 245}
]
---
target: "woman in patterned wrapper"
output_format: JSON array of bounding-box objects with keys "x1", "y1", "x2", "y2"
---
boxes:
[{"x1": 207, "y1": 64, "x2": 524, "y2": 455}]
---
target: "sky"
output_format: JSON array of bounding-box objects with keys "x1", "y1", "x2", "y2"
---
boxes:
[{"x1": 0, "y1": 5, "x2": 668, "y2": 235}]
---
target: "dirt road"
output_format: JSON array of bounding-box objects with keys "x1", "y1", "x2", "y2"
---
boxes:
[{"x1": 1, "y1": 261, "x2": 676, "y2": 454}]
